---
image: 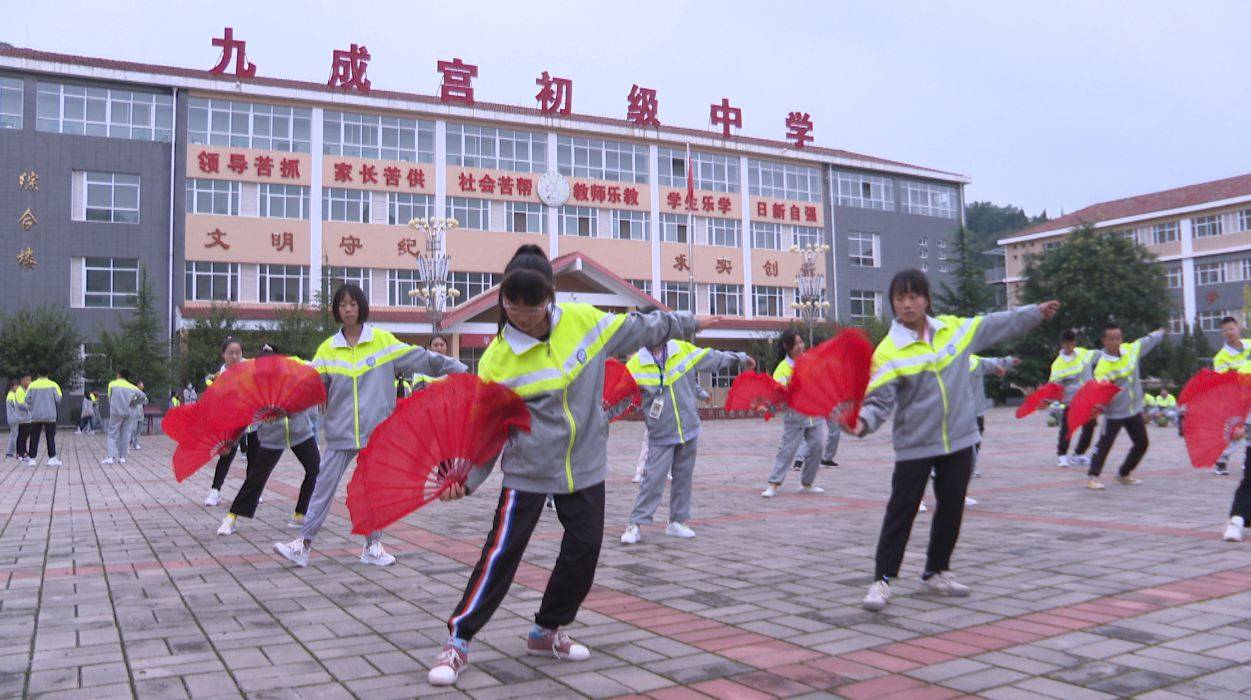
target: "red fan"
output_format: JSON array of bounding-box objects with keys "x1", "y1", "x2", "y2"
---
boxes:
[
  {"x1": 1016, "y1": 383, "x2": 1064, "y2": 419},
  {"x1": 207, "y1": 355, "x2": 325, "y2": 425},
  {"x1": 169, "y1": 399, "x2": 248, "y2": 482},
  {"x1": 787, "y1": 328, "x2": 875, "y2": 428},
  {"x1": 346, "y1": 374, "x2": 531, "y2": 534},
  {"x1": 1066, "y1": 381, "x2": 1120, "y2": 439},
  {"x1": 1179, "y1": 370, "x2": 1251, "y2": 468},
  {"x1": 603, "y1": 357, "x2": 641, "y2": 422},
  {"x1": 725, "y1": 371, "x2": 788, "y2": 420}
]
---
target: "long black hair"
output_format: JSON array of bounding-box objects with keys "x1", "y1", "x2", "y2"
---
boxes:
[
  {"x1": 332, "y1": 283, "x2": 370, "y2": 325},
  {"x1": 887, "y1": 268, "x2": 931, "y2": 316},
  {"x1": 776, "y1": 329, "x2": 801, "y2": 364},
  {"x1": 497, "y1": 245, "x2": 556, "y2": 336},
  {"x1": 220, "y1": 335, "x2": 243, "y2": 356}
]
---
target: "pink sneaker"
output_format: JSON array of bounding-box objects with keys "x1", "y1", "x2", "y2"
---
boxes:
[
  {"x1": 427, "y1": 643, "x2": 467, "y2": 686},
  {"x1": 526, "y1": 628, "x2": 590, "y2": 661}
]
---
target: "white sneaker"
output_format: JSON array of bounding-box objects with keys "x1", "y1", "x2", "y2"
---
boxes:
[
  {"x1": 274, "y1": 538, "x2": 309, "y2": 567},
  {"x1": 631, "y1": 473, "x2": 642, "y2": 483},
  {"x1": 1058, "y1": 455, "x2": 1070, "y2": 468},
  {"x1": 1073, "y1": 455, "x2": 1091, "y2": 467},
  {"x1": 620, "y1": 524, "x2": 641, "y2": 544},
  {"x1": 427, "y1": 644, "x2": 468, "y2": 686},
  {"x1": 100, "y1": 458, "x2": 115, "y2": 465},
  {"x1": 918, "y1": 501, "x2": 928, "y2": 513},
  {"x1": 1223, "y1": 520, "x2": 1243, "y2": 542},
  {"x1": 216, "y1": 516, "x2": 236, "y2": 536},
  {"x1": 1087, "y1": 478, "x2": 1105, "y2": 490},
  {"x1": 204, "y1": 489, "x2": 221, "y2": 507},
  {"x1": 258, "y1": 495, "x2": 265, "y2": 505},
  {"x1": 972, "y1": 470, "x2": 982, "y2": 478},
  {"x1": 964, "y1": 496, "x2": 977, "y2": 506},
  {"x1": 761, "y1": 485, "x2": 778, "y2": 498},
  {"x1": 26, "y1": 458, "x2": 37, "y2": 467},
  {"x1": 47, "y1": 457, "x2": 62, "y2": 467},
  {"x1": 922, "y1": 571, "x2": 971, "y2": 597},
  {"x1": 118, "y1": 457, "x2": 126, "y2": 464},
  {"x1": 798, "y1": 484, "x2": 825, "y2": 494},
  {"x1": 862, "y1": 580, "x2": 891, "y2": 611},
  {"x1": 360, "y1": 542, "x2": 396, "y2": 567},
  {"x1": 665, "y1": 522, "x2": 696, "y2": 539}
]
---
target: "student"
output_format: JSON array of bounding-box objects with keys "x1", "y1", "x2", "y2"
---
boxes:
[
  {"x1": 24, "y1": 368, "x2": 62, "y2": 466},
  {"x1": 130, "y1": 380, "x2": 146, "y2": 451},
  {"x1": 1085, "y1": 323, "x2": 1166, "y2": 490},
  {"x1": 968, "y1": 354, "x2": 1017, "y2": 479},
  {"x1": 761, "y1": 331, "x2": 826, "y2": 498},
  {"x1": 273, "y1": 283, "x2": 466, "y2": 569},
  {"x1": 102, "y1": 370, "x2": 146, "y2": 465},
  {"x1": 851, "y1": 269, "x2": 1056, "y2": 612},
  {"x1": 6, "y1": 380, "x2": 19, "y2": 457},
  {"x1": 1212, "y1": 316, "x2": 1250, "y2": 475},
  {"x1": 14, "y1": 374, "x2": 32, "y2": 463},
  {"x1": 78, "y1": 389, "x2": 97, "y2": 435},
  {"x1": 204, "y1": 337, "x2": 248, "y2": 507},
  {"x1": 1050, "y1": 330, "x2": 1098, "y2": 468},
  {"x1": 182, "y1": 383, "x2": 198, "y2": 405},
  {"x1": 426, "y1": 245, "x2": 700, "y2": 687},
  {"x1": 620, "y1": 336, "x2": 753, "y2": 544}
]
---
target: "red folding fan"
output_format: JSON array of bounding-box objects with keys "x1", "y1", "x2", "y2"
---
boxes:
[
  {"x1": 207, "y1": 355, "x2": 325, "y2": 425},
  {"x1": 168, "y1": 399, "x2": 248, "y2": 482},
  {"x1": 1180, "y1": 370, "x2": 1251, "y2": 468},
  {"x1": 1016, "y1": 383, "x2": 1064, "y2": 419},
  {"x1": 787, "y1": 328, "x2": 875, "y2": 428},
  {"x1": 1066, "y1": 380, "x2": 1120, "y2": 439},
  {"x1": 161, "y1": 403, "x2": 200, "y2": 444},
  {"x1": 725, "y1": 371, "x2": 788, "y2": 420},
  {"x1": 603, "y1": 357, "x2": 641, "y2": 422},
  {"x1": 1179, "y1": 368, "x2": 1221, "y2": 405},
  {"x1": 346, "y1": 374, "x2": 531, "y2": 534}
]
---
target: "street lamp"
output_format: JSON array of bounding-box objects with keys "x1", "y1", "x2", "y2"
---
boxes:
[
  {"x1": 407, "y1": 217, "x2": 461, "y2": 334},
  {"x1": 789, "y1": 243, "x2": 831, "y2": 346}
]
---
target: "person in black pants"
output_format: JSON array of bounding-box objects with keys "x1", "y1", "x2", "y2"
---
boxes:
[
  {"x1": 1084, "y1": 323, "x2": 1165, "y2": 489},
  {"x1": 1223, "y1": 441, "x2": 1251, "y2": 541},
  {"x1": 1058, "y1": 407, "x2": 1096, "y2": 462},
  {"x1": 217, "y1": 416, "x2": 319, "y2": 535}
]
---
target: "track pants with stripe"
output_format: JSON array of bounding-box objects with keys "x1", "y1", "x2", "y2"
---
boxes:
[{"x1": 448, "y1": 482, "x2": 605, "y2": 642}]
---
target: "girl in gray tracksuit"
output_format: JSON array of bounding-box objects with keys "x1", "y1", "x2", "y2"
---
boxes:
[
  {"x1": 969, "y1": 354, "x2": 1015, "y2": 478},
  {"x1": 620, "y1": 341, "x2": 752, "y2": 544},
  {"x1": 103, "y1": 372, "x2": 147, "y2": 464},
  {"x1": 762, "y1": 330, "x2": 826, "y2": 497}
]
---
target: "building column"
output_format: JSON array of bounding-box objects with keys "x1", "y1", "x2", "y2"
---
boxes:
[
  {"x1": 548, "y1": 131, "x2": 560, "y2": 257},
  {"x1": 739, "y1": 155, "x2": 754, "y2": 319},
  {"x1": 823, "y1": 165, "x2": 839, "y2": 321},
  {"x1": 648, "y1": 144, "x2": 661, "y2": 299},
  {"x1": 434, "y1": 120, "x2": 448, "y2": 231},
  {"x1": 309, "y1": 107, "x2": 324, "y2": 296},
  {"x1": 1180, "y1": 217, "x2": 1196, "y2": 327}
]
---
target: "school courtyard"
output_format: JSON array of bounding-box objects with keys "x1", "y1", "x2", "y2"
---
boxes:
[{"x1": 2, "y1": 410, "x2": 1251, "y2": 699}]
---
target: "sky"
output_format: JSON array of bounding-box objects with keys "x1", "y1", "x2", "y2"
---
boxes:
[{"x1": 4, "y1": 0, "x2": 1248, "y2": 216}]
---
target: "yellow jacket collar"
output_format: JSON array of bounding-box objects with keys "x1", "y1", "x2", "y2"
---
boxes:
[
  {"x1": 502, "y1": 304, "x2": 563, "y2": 355},
  {"x1": 889, "y1": 315, "x2": 944, "y2": 347},
  {"x1": 331, "y1": 324, "x2": 376, "y2": 348}
]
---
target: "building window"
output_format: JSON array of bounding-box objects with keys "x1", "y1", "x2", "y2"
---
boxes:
[
  {"x1": 753, "y1": 285, "x2": 785, "y2": 317},
  {"x1": 557, "y1": 136, "x2": 648, "y2": 183},
  {"x1": 450, "y1": 271, "x2": 500, "y2": 305},
  {"x1": 747, "y1": 159, "x2": 821, "y2": 202},
  {"x1": 448, "y1": 197, "x2": 490, "y2": 231},
  {"x1": 388, "y1": 192, "x2": 434, "y2": 226},
  {"x1": 1165, "y1": 267, "x2": 1182, "y2": 289},
  {"x1": 324, "y1": 110, "x2": 432, "y2": 162},
  {"x1": 184, "y1": 261, "x2": 239, "y2": 302},
  {"x1": 919, "y1": 237, "x2": 929, "y2": 247},
  {"x1": 709, "y1": 365, "x2": 740, "y2": 388},
  {"x1": 1239, "y1": 209, "x2": 1251, "y2": 233},
  {"x1": 1043, "y1": 241, "x2": 1063, "y2": 252},
  {"x1": 939, "y1": 263, "x2": 949, "y2": 273},
  {"x1": 920, "y1": 262, "x2": 929, "y2": 272},
  {"x1": 793, "y1": 225, "x2": 822, "y2": 249},
  {"x1": 848, "y1": 232, "x2": 880, "y2": 267},
  {"x1": 186, "y1": 178, "x2": 239, "y2": 216},
  {"x1": 1199, "y1": 310, "x2": 1237, "y2": 332},
  {"x1": 611, "y1": 210, "x2": 648, "y2": 240},
  {"x1": 85, "y1": 172, "x2": 140, "y2": 223},
  {"x1": 849, "y1": 290, "x2": 881, "y2": 320},
  {"x1": 560, "y1": 206, "x2": 598, "y2": 237},
  {"x1": 707, "y1": 218, "x2": 741, "y2": 247},
  {"x1": 1151, "y1": 221, "x2": 1179, "y2": 244},
  {"x1": 1241, "y1": 258, "x2": 1251, "y2": 283},
  {"x1": 938, "y1": 239, "x2": 947, "y2": 248},
  {"x1": 1194, "y1": 215, "x2": 1223, "y2": 238},
  {"x1": 920, "y1": 249, "x2": 929, "y2": 260},
  {"x1": 446, "y1": 123, "x2": 546, "y2": 172},
  {"x1": 326, "y1": 267, "x2": 371, "y2": 299},
  {"x1": 627, "y1": 279, "x2": 652, "y2": 297},
  {"x1": 84, "y1": 257, "x2": 139, "y2": 308},
  {"x1": 1168, "y1": 315, "x2": 1185, "y2": 334},
  {"x1": 459, "y1": 346, "x2": 485, "y2": 374},
  {"x1": 1195, "y1": 261, "x2": 1225, "y2": 286},
  {"x1": 258, "y1": 264, "x2": 309, "y2": 303},
  {"x1": 322, "y1": 188, "x2": 371, "y2": 223},
  {"x1": 507, "y1": 201, "x2": 546, "y2": 233},
  {"x1": 0, "y1": 76, "x2": 22, "y2": 129},
  {"x1": 661, "y1": 282, "x2": 692, "y2": 312},
  {"x1": 901, "y1": 181, "x2": 957, "y2": 219},
  {"x1": 834, "y1": 171, "x2": 894, "y2": 211},
  {"x1": 388, "y1": 269, "x2": 420, "y2": 306},
  {"x1": 659, "y1": 213, "x2": 688, "y2": 243},
  {"x1": 259, "y1": 184, "x2": 309, "y2": 220},
  {"x1": 657, "y1": 148, "x2": 739, "y2": 192},
  {"x1": 751, "y1": 222, "x2": 782, "y2": 251},
  {"x1": 37, "y1": 82, "x2": 172, "y2": 142},
  {"x1": 708, "y1": 283, "x2": 743, "y2": 316},
  {"x1": 188, "y1": 97, "x2": 310, "y2": 152}
]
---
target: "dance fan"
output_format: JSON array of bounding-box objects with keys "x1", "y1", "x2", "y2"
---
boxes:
[
  {"x1": 787, "y1": 328, "x2": 874, "y2": 428},
  {"x1": 346, "y1": 374, "x2": 530, "y2": 534},
  {"x1": 1016, "y1": 383, "x2": 1064, "y2": 419},
  {"x1": 168, "y1": 399, "x2": 248, "y2": 482},
  {"x1": 208, "y1": 354, "x2": 325, "y2": 424},
  {"x1": 1066, "y1": 380, "x2": 1120, "y2": 439},
  {"x1": 1179, "y1": 369, "x2": 1251, "y2": 468},
  {"x1": 603, "y1": 357, "x2": 641, "y2": 422},
  {"x1": 725, "y1": 372, "x2": 788, "y2": 420}
]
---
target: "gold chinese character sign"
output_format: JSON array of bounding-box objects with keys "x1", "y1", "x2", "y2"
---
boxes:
[
  {"x1": 15, "y1": 247, "x2": 36, "y2": 269},
  {"x1": 18, "y1": 171, "x2": 39, "y2": 191},
  {"x1": 18, "y1": 208, "x2": 37, "y2": 231}
]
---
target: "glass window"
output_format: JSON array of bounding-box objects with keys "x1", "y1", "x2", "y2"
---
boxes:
[
  {"x1": 834, "y1": 171, "x2": 894, "y2": 210},
  {"x1": 258, "y1": 264, "x2": 308, "y2": 303},
  {"x1": 258, "y1": 184, "x2": 309, "y2": 220},
  {"x1": 1151, "y1": 222, "x2": 1179, "y2": 244},
  {"x1": 627, "y1": 279, "x2": 652, "y2": 297},
  {"x1": 327, "y1": 267, "x2": 371, "y2": 299},
  {"x1": 324, "y1": 110, "x2": 431, "y2": 162},
  {"x1": 39, "y1": 82, "x2": 172, "y2": 141},
  {"x1": 0, "y1": 76, "x2": 22, "y2": 129},
  {"x1": 1165, "y1": 267, "x2": 1182, "y2": 289},
  {"x1": 85, "y1": 172, "x2": 140, "y2": 223},
  {"x1": 560, "y1": 206, "x2": 598, "y2": 237},
  {"x1": 184, "y1": 261, "x2": 239, "y2": 302},
  {"x1": 848, "y1": 232, "x2": 880, "y2": 267},
  {"x1": 450, "y1": 271, "x2": 500, "y2": 305},
  {"x1": 707, "y1": 218, "x2": 741, "y2": 248},
  {"x1": 1195, "y1": 261, "x2": 1225, "y2": 286},
  {"x1": 388, "y1": 192, "x2": 434, "y2": 226},
  {"x1": 747, "y1": 159, "x2": 821, "y2": 202},
  {"x1": 459, "y1": 346, "x2": 484, "y2": 374},
  {"x1": 1194, "y1": 215, "x2": 1223, "y2": 238},
  {"x1": 708, "y1": 284, "x2": 743, "y2": 316},
  {"x1": 447, "y1": 197, "x2": 490, "y2": 231},
  {"x1": 1200, "y1": 310, "x2": 1238, "y2": 332},
  {"x1": 557, "y1": 135, "x2": 648, "y2": 183},
  {"x1": 753, "y1": 285, "x2": 784, "y2": 317},
  {"x1": 388, "y1": 269, "x2": 420, "y2": 306},
  {"x1": 793, "y1": 225, "x2": 822, "y2": 249},
  {"x1": 611, "y1": 210, "x2": 648, "y2": 240},
  {"x1": 849, "y1": 290, "x2": 881, "y2": 320},
  {"x1": 186, "y1": 178, "x2": 240, "y2": 216},
  {"x1": 322, "y1": 188, "x2": 371, "y2": 223},
  {"x1": 84, "y1": 257, "x2": 139, "y2": 308},
  {"x1": 709, "y1": 365, "x2": 740, "y2": 389},
  {"x1": 900, "y1": 181, "x2": 958, "y2": 219},
  {"x1": 506, "y1": 201, "x2": 546, "y2": 233},
  {"x1": 188, "y1": 97, "x2": 310, "y2": 152},
  {"x1": 661, "y1": 282, "x2": 692, "y2": 312},
  {"x1": 1239, "y1": 209, "x2": 1251, "y2": 233},
  {"x1": 659, "y1": 213, "x2": 688, "y2": 243},
  {"x1": 657, "y1": 148, "x2": 739, "y2": 192},
  {"x1": 446, "y1": 123, "x2": 546, "y2": 172},
  {"x1": 751, "y1": 222, "x2": 782, "y2": 251}
]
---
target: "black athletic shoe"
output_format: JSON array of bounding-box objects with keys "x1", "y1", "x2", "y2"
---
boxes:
[
  {"x1": 1215, "y1": 463, "x2": 1230, "y2": 476},
  {"x1": 791, "y1": 460, "x2": 802, "y2": 471},
  {"x1": 821, "y1": 460, "x2": 838, "y2": 467}
]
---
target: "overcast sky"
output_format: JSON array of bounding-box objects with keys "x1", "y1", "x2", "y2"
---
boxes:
[{"x1": 6, "y1": 0, "x2": 1247, "y2": 216}]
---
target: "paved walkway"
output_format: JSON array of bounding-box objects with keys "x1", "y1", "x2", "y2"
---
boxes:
[{"x1": 3, "y1": 410, "x2": 1251, "y2": 699}]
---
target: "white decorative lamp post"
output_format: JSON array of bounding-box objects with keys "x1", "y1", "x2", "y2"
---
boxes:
[
  {"x1": 407, "y1": 217, "x2": 461, "y2": 334},
  {"x1": 790, "y1": 243, "x2": 831, "y2": 346}
]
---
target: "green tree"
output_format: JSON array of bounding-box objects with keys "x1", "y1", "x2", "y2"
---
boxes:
[
  {"x1": 174, "y1": 302, "x2": 239, "y2": 389},
  {"x1": 0, "y1": 307, "x2": 83, "y2": 386},
  {"x1": 963, "y1": 202, "x2": 1050, "y2": 270},
  {"x1": 934, "y1": 226, "x2": 993, "y2": 317},
  {"x1": 270, "y1": 302, "x2": 336, "y2": 361},
  {"x1": 86, "y1": 270, "x2": 169, "y2": 397}
]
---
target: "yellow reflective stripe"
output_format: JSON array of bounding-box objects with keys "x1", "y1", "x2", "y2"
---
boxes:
[
  {"x1": 669, "y1": 384, "x2": 684, "y2": 442},
  {"x1": 935, "y1": 317, "x2": 981, "y2": 371},
  {"x1": 559, "y1": 313, "x2": 625, "y2": 377},
  {"x1": 868, "y1": 351, "x2": 938, "y2": 392},
  {"x1": 561, "y1": 385, "x2": 576, "y2": 493},
  {"x1": 663, "y1": 347, "x2": 708, "y2": 384},
  {"x1": 935, "y1": 368, "x2": 951, "y2": 452}
]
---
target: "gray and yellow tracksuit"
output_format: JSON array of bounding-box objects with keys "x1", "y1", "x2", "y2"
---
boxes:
[
  {"x1": 1087, "y1": 330, "x2": 1165, "y2": 479},
  {"x1": 6, "y1": 389, "x2": 19, "y2": 456},
  {"x1": 24, "y1": 377, "x2": 63, "y2": 459},
  {"x1": 968, "y1": 355, "x2": 1013, "y2": 474},
  {"x1": 106, "y1": 378, "x2": 147, "y2": 460},
  {"x1": 448, "y1": 303, "x2": 696, "y2": 643},
  {"x1": 1050, "y1": 347, "x2": 1099, "y2": 458},
  {"x1": 232, "y1": 407, "x2": 320, "y2": 520},
  {"x1": 301, "y1": 324, "x2": 467, "y2": 545},
  {"x1": 626, "y1": 341, "x2": 749, "y2": 526},
  {"x1": 767, "y1": 356, "x2": 826, "y2": 487},
  {"x1": 1213, "y1": 341, "x2": 1251, "y2": 467}
]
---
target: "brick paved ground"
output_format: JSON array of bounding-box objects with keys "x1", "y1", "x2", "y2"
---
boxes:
[{"x1": 3, "y1": 409, "x2": 1251, "y2": 699}]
